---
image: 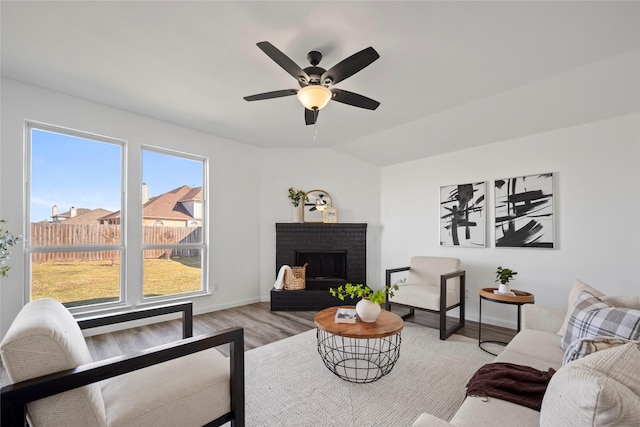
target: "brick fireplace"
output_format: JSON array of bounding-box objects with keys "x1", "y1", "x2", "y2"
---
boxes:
[{"x1": 271, "y1": 223, "x2": 367, "y2": 311}]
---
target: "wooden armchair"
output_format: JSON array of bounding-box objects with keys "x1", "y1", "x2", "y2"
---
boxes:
[
  {"x1": 385, "y1": 256, "x2": 465, "y2": 340},
  {"x1": 1, "y1": 299, "x2": 244, "y2": 427}
]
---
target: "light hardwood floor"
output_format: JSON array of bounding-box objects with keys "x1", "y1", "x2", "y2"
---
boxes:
[
  {"x1": 1, "y1": 302, "x2": 516, "y2": 387},
  {"x1": 84, "y1": 302, "x2": 516, "y2": 359},
  {"x1": 85, "y1": 302, "x2": 317, "y2": 359}
]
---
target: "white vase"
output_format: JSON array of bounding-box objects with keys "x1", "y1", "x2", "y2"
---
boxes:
[
  {"x1": 356, "y1": 298, "x2": 381, "y2": 323},
  {"x1": 292, "y1": 205, "x2": 301, "y2": 223},
  {"x1": 497, "y1": 283, "x2": 511, "y2": 294}
]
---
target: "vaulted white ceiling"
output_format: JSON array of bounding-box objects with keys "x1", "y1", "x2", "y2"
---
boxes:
[{"x1": 2, "y1": 1, "x2": 638, "y2": 165}]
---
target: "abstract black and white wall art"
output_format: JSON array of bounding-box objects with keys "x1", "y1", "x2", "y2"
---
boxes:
[
  {"x1": 495, "y1": 173, "x2": 554, "y2": 248},
  {"x1": 440, "y1": 182, "x2": 486, "y2": 247}
]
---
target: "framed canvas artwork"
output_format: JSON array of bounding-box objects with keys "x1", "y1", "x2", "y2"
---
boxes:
[
  {"x1": 494, "y1": 173, "x2": 554, "y2": 248},
  {"x1": 440, "y1": 182, "x2": 486, "y2": 247}
]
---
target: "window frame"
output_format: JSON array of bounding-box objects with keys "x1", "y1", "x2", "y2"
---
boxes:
[
  {"x1": 140, "y1": 145, "x2": 209, "y2": 302},
  {"x1": 25, "y1": 123, "x2": 211, "y2": 313},
  {"x1": 25, "y1": 121, "x2": 127, "y2": 313}
]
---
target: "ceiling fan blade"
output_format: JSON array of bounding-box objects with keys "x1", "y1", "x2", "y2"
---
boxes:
[
  {"x1": 257, "y1": 41, "x2": 310, "y2": 84},
  {"x1": 305, "y1": 108, "x2": 318, "y2": 126},
  {"x1": 243, "y1": 89, "x2": 297, "y2": 101},
  {"x1": 321, "y1": 47, "x2": 379, "y2": 85},
  {"x1": 331, "y1": 88, "x2": 380, "y2": 110}
]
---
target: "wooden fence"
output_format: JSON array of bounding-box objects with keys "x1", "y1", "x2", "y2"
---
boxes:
[{"x1": 30, "y1": 223, "x2": 202, "y2": 263}]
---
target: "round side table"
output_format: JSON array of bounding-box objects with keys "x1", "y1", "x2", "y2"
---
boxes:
[
  {"x1": 478, "y1": 288, "x2": 534, "y2": 356},
  {"x1": 314, "y1": 306, "x2": 404, "y2": 383}
]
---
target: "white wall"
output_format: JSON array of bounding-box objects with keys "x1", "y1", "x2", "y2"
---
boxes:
[
  {"x1": 0, "y1": 78, "x2": 383, "y2": 337},
  {"x1": 0, "y1": 78, "x2": 263, "y2": 337},
  {"x1": 2, "y1": 78, "x2": 638, "y2": 337},
  {"x1": 380, "y1": 113, "x2": 640, "y2": 328},
  {"x1": 258, "y1": 148, "x2": 381, "y2": 300}
]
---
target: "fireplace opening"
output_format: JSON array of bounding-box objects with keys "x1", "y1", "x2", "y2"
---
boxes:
[{"x1": 295, "y1": 250, "x2": 347, "y2": 290}]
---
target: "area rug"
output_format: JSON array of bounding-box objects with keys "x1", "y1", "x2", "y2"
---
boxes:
[{"x1": 240, "y1": 323, "x2": 494, "y2": 426}]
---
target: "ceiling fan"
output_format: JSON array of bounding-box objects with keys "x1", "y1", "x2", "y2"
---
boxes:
[{"x1": 243, "y1": 41, "x2": 380, "y2": 125}]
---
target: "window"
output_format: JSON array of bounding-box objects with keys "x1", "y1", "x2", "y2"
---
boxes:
[
  {"x1": 141, "y1": 149, "x2": 206, "y2": 300},
  {"x1": 27, "y1": 123, "x2": 124, "y2": 309},
  {"x1": 27, "y1": 123, "x2": 208, "y2": 310}
]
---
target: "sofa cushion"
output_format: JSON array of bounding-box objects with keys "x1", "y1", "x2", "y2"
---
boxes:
[
  {"x1": 562, "y1": 291, "x2": 640, "y2": 350},
  {"x1": 540, "y1": 342, "x2": 640, "y2": 426},
  {"x1": 0, "y1": 298, "x2": 107, "y2": 426},
  {"x1": 412, "y1": 412, "x2": 455, "y2": 427},
  {"x1": 466, "y1": 362, "x2": 555, "y2": 411},
  {"x1": 563, "y1": 336, "x2": 634, "y2": 365},
  {"x1": 450, "y1": 395, "x2": 541, "y2": 427},
  {"x1": 445, "y1": 328, "x2": 561, "y2": 427},
  {"x1": 495, "y1": 329, "x2": 564, "y2": 371}
]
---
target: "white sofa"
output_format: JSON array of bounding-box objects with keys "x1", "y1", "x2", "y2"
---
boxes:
[{"x1": 412, "y1": 281, "x2": 640, "y2": 426}]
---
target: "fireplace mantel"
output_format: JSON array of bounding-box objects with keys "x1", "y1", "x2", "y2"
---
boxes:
[{"x1": 272, "y1": 223, "x2": 367, "y2": 311}]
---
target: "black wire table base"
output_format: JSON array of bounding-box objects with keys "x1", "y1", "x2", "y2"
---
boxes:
[{"x1": 316, "y1": 328, "x2": 402, "y2": 383}]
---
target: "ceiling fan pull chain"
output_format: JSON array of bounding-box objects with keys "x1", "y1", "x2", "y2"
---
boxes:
[{"x1": 313, "y1": 123, "x2": 319, "y2": 142}]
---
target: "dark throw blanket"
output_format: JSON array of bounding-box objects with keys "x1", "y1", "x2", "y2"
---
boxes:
[{"x1": 466, "y1": 362, "x2": 556, "y2": 411}]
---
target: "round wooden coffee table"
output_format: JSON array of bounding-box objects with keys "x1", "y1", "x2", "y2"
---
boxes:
[
  {"x1": 478, "y1": 287, "x2": 535, "y2": 355},
  {"x1": 314, "y1": 306, "x2": 404, "y2": 383}
]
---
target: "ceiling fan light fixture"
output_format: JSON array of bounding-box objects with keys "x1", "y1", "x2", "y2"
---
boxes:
[{"x1": 296, "y1": 85, "x2": 332, "y2": 110}]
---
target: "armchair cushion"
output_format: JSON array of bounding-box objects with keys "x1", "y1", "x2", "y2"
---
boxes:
[
  {"x1": 102, "y1": 347, "x2": 230, "y2": 427},
  {"x1": 390, "y1": 283, "x2": 457, "y2": 312},
  {"x1": 391, "y1": 256, "x2": 462, "y2": 310},
  {"x1": 0, "y1": 298, "x2": 106, "y2": 426}
]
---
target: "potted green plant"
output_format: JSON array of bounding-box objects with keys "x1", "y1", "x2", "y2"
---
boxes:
[
  {"x1": 495, "y1": 266, "x2": 517, "y2": 294},
  {"x1": 0, "y1": 220, "x2": 21, "y2": 277},
  {"x1": 330, "y1": 282, "x2": 401, "y2": 322},
  {"x1": 287, "y1": 187, "x2": 307, "y2": 222}
]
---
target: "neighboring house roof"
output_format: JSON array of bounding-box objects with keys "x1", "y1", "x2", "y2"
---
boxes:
[
  {"x1": 54, "y1": 208, "x2": 114, "y2": 225},
  {"x1": 101, "y1": 185, "x2": 202, "y2": 222},
  {"x1": 180, "y1": 187, "x2": 202, "y2": 202}
]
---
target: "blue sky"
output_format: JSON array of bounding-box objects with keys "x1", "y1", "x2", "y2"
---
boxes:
[{"x1": 30, "y1": 129, "x2": 203, "y2": 223}]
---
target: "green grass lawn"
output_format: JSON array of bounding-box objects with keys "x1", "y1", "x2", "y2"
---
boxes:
[{"x1": 32, "y1": 258, "x2": 201, "y2": 307}]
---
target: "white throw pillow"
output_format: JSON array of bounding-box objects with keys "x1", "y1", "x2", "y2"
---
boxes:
[
  {"x1": 562, "y1": 291, "x2": 640, "y2": 350},
  {"x1": 601, "y1": 295, "x2": 640, "y2": 309},
  {"x1": 541, "y1": 343, "x2": 640, "y2": 426}
]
